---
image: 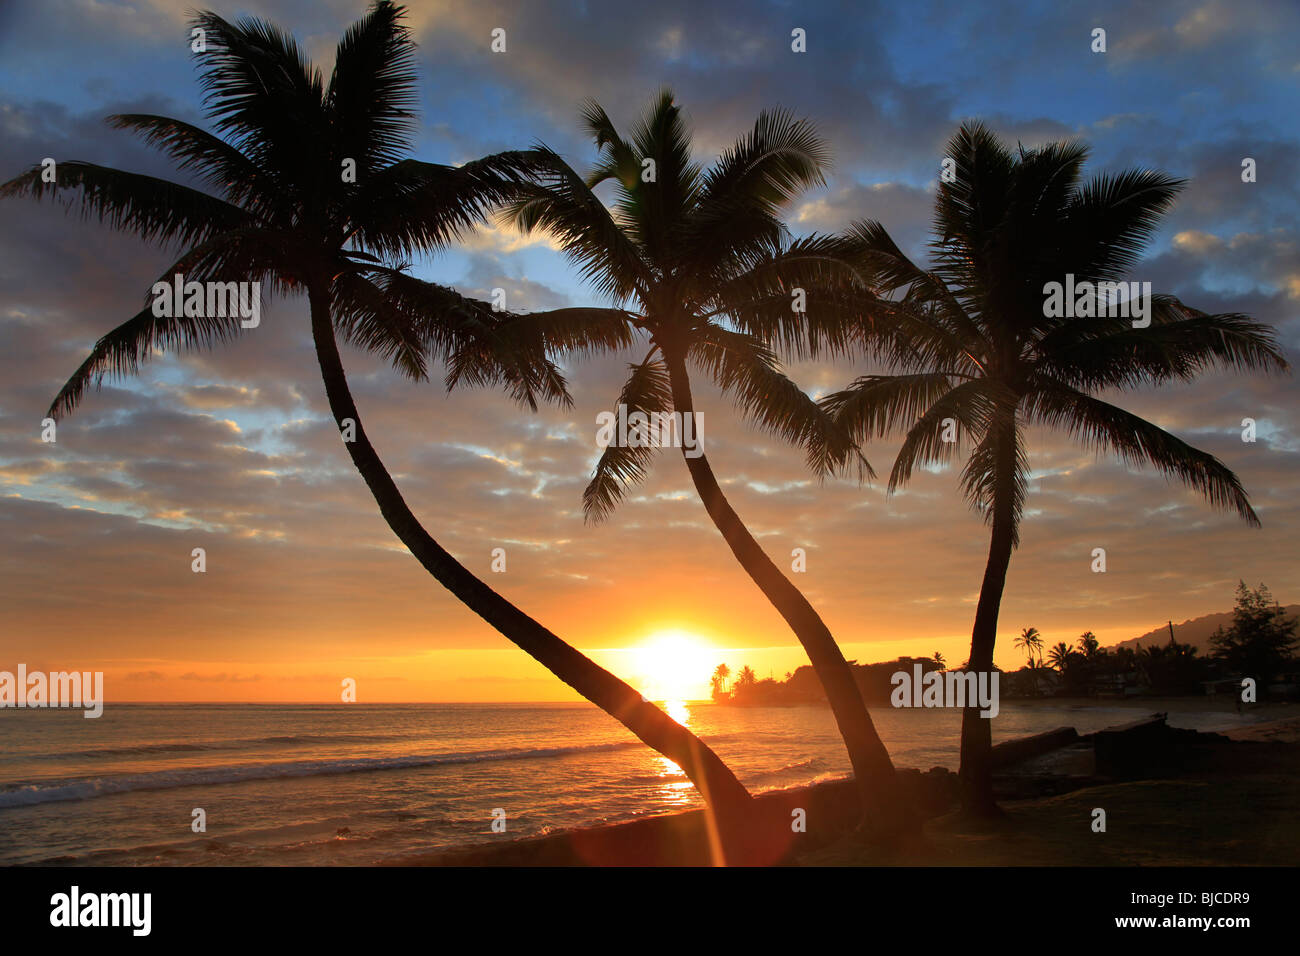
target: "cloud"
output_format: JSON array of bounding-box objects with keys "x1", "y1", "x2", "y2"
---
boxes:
[
  {"x1": 0, "y1": 0, "x2": 1297, "y2": 701},
  {"x1": 795, "y1": 180, "x2": 935, "y2": 253},
  {"x1": 457, "y1": 222, "x2": 564, "y2": 255}
]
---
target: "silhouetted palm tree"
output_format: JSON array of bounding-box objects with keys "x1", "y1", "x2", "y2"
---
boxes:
[
  {"x1": 932, "y1": 651, "x2": 946, "y2": 669},
  {"x1": 1014, "y1": 626, "x2": 1043, "y2": 665},
  {"x1": 498, "y1": 91, "x2": 899, "y2": 822},
  {"x1": 1077, "y1": 631, "x2": 1100, "y2": 658},
  {"x1": 1047, "y1": 641, "x2": 1074, "y2": 672},
  {"x1": 820, "y1": 121, "x2": 1287, "y2": 814},
  {"x1": 0, "y1": 3, "x2": 751, "y2": 817},
  {"x1": 1024, "y1": 657, "x2": 1050, "y2": 697},
  {"x1": 1136, "y1": 641, "x2": 1206, "y2": 695},
  {"x1": 712, "y1": 663, "x2": 731, "y2": 694}
]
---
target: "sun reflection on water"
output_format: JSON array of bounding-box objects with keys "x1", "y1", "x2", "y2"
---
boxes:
[
  {"x1": 653, "y1": 700, "x2": 697, "y2": 805},
  {"x1": 665, "y1": 699, "x2": 690, "y2": 726}
]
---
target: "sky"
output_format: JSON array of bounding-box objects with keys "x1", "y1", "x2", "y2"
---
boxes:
[{"x1": 0, "y1": 0, "x2": 1297, "y2": 702}]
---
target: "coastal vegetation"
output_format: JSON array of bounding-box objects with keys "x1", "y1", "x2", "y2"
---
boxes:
[{"x1": 714, "y1": 582, "x2": 1299, "y2": 706}]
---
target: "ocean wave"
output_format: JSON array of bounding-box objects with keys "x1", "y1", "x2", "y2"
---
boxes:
[
  {"x1": 24, "y1": 731, "x2": 431, "y2": 761},
  {"x1": 0, "y1": 740, "x2": 650, "y2": 809},
  {"x1": 747, "y1": 757, "x2": 819, "y2": 779}
]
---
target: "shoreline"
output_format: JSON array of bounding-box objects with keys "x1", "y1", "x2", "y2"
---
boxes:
[
  {"x1": 995, "y1": 695, "x2": 1291, "y2": 714},
  {"x1": 383, "y1": 712, "x2": 1300, "y2": 867}
]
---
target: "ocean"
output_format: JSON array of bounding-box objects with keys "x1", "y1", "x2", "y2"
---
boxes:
[{"x1": 0, "y1": 700, "x2": 1266, "y2": 866}]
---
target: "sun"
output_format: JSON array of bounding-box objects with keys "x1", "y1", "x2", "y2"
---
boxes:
[{"x1": 633, "y1": 630, "x2": 716, "y2": 703}]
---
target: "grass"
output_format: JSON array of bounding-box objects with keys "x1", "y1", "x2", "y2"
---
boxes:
[{"x1": 802, "y1": 771, "x2": 1300, "y2": 866}]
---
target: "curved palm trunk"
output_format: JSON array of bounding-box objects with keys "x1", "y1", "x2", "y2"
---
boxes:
[
  {"x1": 306, "y1": 284, "x2": 753, "y2": 829},
  {"x1": 662, "y1": 349, "x2": 900, "y2": 825},
  {"x1": 958, "y1": 417, "x2": 1018, "y2": 817}
]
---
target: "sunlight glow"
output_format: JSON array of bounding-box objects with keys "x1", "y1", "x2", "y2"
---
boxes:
[
  {"x1": 654, "y1": 699, "x2": 693, "y2": 802},
  {"x1": 633, "y1": 631, "x2": 715, "y2": 703}
]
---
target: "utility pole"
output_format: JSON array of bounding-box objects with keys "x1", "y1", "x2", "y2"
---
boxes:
[{"x1": 1167, "y1": 620, "x2": 1177, "y2": 646}]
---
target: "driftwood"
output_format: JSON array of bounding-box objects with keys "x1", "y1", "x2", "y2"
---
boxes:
[{"x1": 991, "y1": 726, "x2": 1080, "y2": 769}]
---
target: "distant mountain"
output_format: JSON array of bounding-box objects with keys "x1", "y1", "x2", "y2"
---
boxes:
[{"x1": 1109, "y1": 605, "x2": 1300, "y2": 655}]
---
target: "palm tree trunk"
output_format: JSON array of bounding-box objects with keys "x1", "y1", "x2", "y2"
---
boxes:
[
  {"x1": 306, "y1": 283, "x2": 753, "y2": 826},
  {"x1": 661, "y1": 348, "x2": 901, "y2": 827},
  {"x1": 958, "y1": 417, "x2": 1018, "y2": 817}
]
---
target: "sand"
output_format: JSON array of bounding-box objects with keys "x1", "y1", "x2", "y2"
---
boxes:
[{"x1": 1222, "y1": 715, "x2": 1300, "y2": 743}]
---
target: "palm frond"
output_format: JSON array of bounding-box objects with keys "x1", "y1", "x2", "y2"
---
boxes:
[
  {"x1": 331, "y1": 270, "x2": 427, "y2": 380},
  {"x1": 931, "y1": 120, "x2": 1017, "y2": 260},
  {"x1": 622, "y1": 89, "x2": 703, "y2": 265},
  {"x1": 707, "y1": 233, "x2": 874, "y2": 360},
  {"x1": 882, "y1": 379, "x2": 1005, "y2": 493},
  {"x1": 821, "y1": 372, "x2": 960, "y2": 447},
  {"x1": 488, "y1": 306, "x2": 638, "y2": 359},
  {"x1": 0, "y1": 160, "x2": 251, "y2": 248},
  {"x1": 583, "y1": 354, "x2": 672, "y2": 523},
  {"x1": 1024, "y1": 382, "x2": 1260, "y2": 525},
  {"x1": 498, "y1": 146, "x2": 651, "y2": 303},
  {"x1": 48, "y1": 301, "x2": 248, "y2": 420},
  {"x1": 144, "y1": 225, "x2": 301, "y2": 300},
  {"x1": 192, "y1": 10, "x2": 327, "y2": 176},
  {"x1": 353, "y1": 150, "x2": 545, "y2": 258},
  {"x1": 1013, "y1": 138, "x2": 1089, "y2": 227},
  {"x1": 325, "y1": 0, "x2": 418, "y2": 174},
  {"x1": 958, "y1": 413, "x2": 1029, "y2": 542},
  {"x1": 106, "y1": 113, "x2": 277, "y2": 217},
  {"x1": 367, "y1": 269, "x2": 571, "y2": 410},
  {"x1": 688, "y1": 323, "x2": 867, "y2": 477},
  {"x1": 697, "y1": 107, "x2": 829, "y2": 213},
  {"x1": 579, "y1": 98, "x2": 641, "y2": 189},
  {"x1": 1060, "y1": 168, "x2": 1185, "y2": 280},
  {"x1": 844, "y1": 219, "x2": 987, "y2": 354},
  {"x1": 1033, "y1": 295, "x2": 1288, "y2": 389}
]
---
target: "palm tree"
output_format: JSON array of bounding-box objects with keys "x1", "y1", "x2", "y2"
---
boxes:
[
  {"x1": 1014, "y1": 626, "x2": 1043, "y2": 666},
  {"x1": 932, "y1": 651, "x2": 946, "y2": 669},
  {"x1": 0, "y1": 4, "x2": 752, "y2": 819},
  {"x1": 712, "y1": 663, "x2": 731, "y2": 694},
  {"x1": 1024, "y1": 656, "x2": 1050, "y2": 697},
  {"x1": 497, "y1": 91, "x2": 901, "y2": 825},
  {"x1": 819, "y1": 121, "x2": 1287, "y2": 815},
  {"x1": 1136, "y1": 641, "x2": 1206, "y2": 695},
  {"x1": 734, "y1": 665, "x2": 758, "y2": 688},
  {"x1": 1047, "y1": 641, "x2": 1074, "y2": 673},
  {"x1": 1077, "y1": 631, "x2": 1100, "y2": 658}
]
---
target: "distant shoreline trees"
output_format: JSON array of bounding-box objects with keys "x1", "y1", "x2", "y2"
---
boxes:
[
  {"x1": 1211, "y1": 582, "x2": 1300, "y2": 697},
  {"x1": 716, "y1": 582, "x2": 1298, "y2": 707}
]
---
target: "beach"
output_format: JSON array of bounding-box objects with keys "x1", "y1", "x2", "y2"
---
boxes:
[
  {"x1": 5, "y1": 697, "x2": 1287, "y2": 866},
  {"x1": 394, "y1": 708, "x2": 1300, "y2": 867}
]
